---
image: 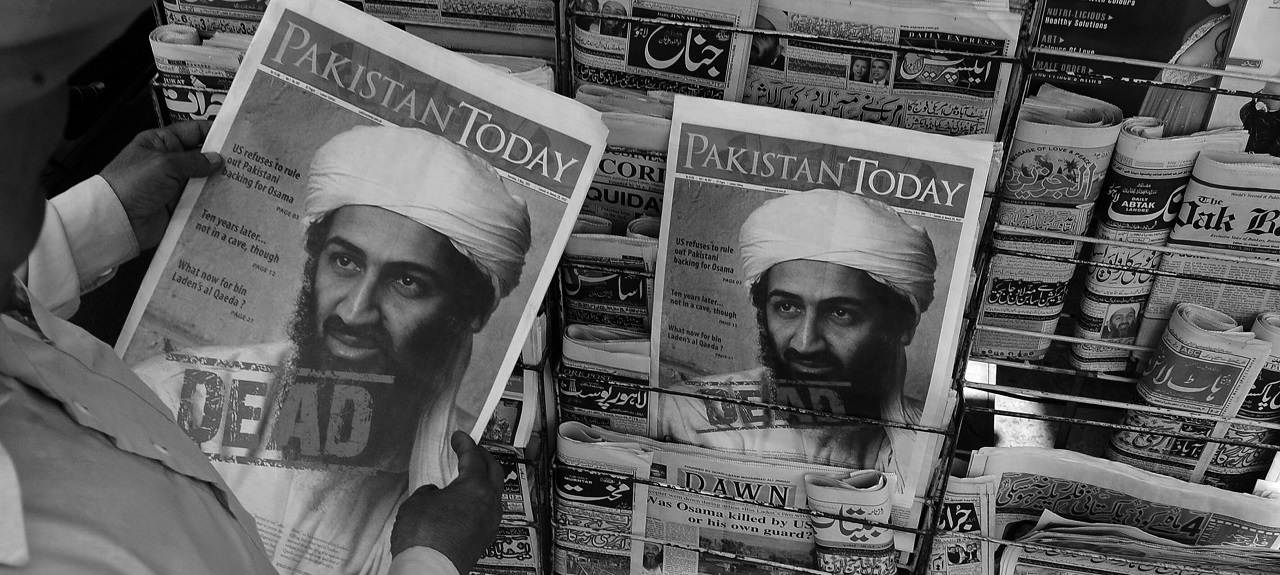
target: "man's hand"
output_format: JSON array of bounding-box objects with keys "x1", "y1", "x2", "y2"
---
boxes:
[
  {"x1": 391, "y1": 430, "x2": 504, "y2": 573},
  {"x1": 100, "y1": 120, "x2": 222, "y2": 250}
]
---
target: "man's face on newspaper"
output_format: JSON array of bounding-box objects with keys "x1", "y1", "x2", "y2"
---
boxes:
[
  {"x1": 295, "y1": 205, "x2": 476, "y2": 376},
  {"x1": 871, "y1": 59, "x2": 888, "y2": 82},
  {"x1": 756, "y1": 260, "x2": 912, "y2": 398}
]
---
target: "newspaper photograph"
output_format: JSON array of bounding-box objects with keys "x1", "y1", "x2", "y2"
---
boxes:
[
  {"x1": 973, "y1": 85, "x2": 1123, "y2": 360},
  {"x1": 647, "y1": 95, "x2": 991, "y2": 544},
  {"x1": 928, "y1": 476, "x2": 997, "y2": 575},
  {"x1": 1069, "y1": 122, "x2": 1249, "y2": 372},
  {"x1": 116, "y1": 1, "x2": 607, "y2": 573},
  {"x1": 1033, "y1": 0, "x2": 1234, "y2": 121},
  {"x1": 554, "y1": 422, "x2": 878, "y2": 575},
  {"x1": 1206, "y1": 0, "x2": 1280, "y2": 144},
  {"x1": 1108, "y1": 304, "x2": 1275, "y2": 491},
  {"x1": 569, "y1": 0, "x2": 758, "y2": 100},
  {"x1": 966, "y1": 446, "x2": 1280, "y2": 549},
  {"x1": 1137, "y1": 151, "x2": 1280, "y2": 354},
  {"x1": 742, "y1": 0, "x2": 1021, "y2": 137}
]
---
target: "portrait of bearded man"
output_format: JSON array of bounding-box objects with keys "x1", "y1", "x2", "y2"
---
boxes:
[{"x1": 132, "y1": 124, "x2": 531, "y2": 574}]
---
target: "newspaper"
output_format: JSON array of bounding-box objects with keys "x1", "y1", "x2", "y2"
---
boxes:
[
  {"x1": 806, "y1": 471, "x2": 898, "y2": 575},
  {"x1": 928, "y1": 476, "x2": 997, "y2": 575},
  {"x1": 742, "y1": 0, "x2": 1021, "y2": 137},
  {"x1": 1136, "y1": 151, "x2": 1280, "y2": 355},
  {"x1": 569, "y1": 0, "x2": 758, "y2": 100},
  {"x1": 553, "y1": 421, "x2": 865, "y2": 575},
  {"x1": 973, "y1": 85, "x2": 1123, "y2": 360},
  {"x1": 966, "y1": 446, "x2": 1280, "y2": 548},
  {"x1": 1107, "y1": 304, "x2": 1274, "y2": 490},
  {"x1": 1069, "y1": 122, "x2": 1250, "y2": 372},
  {"x1": 643, "y1": 95, "x2": 989, "y2": 552},
  {"x1": 161, "y1": 0, "x2": 270, "y2": 34},
  {"x1": 364, "y1": 0, "x2": 556, "y2": 38},
  {"x1": 116, "y1": 1, "x2": 606, "y2": 573},
  {"x1": 998, "y1": 511, "x2": 1280, "y2": 575}
]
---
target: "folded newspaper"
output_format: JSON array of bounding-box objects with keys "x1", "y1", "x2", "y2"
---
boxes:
[
  {"x1": 1108, "y1": 303, "x2": 1275, "y2": 491},
  {"x1": 1000, "y1": 511, "x2": 1280, "y2": 575},
  {"x1": 742, "y1": 0, "x2": 1021, "y2": 137},
  {"x1": 974, "y1": 85, "x2": 1123, "y2": 360},
  {"x1": 1070, "y1": 121, "x2": 1249, "y2": 373},
  {"x1": 1136, "y1": 151, "x2": 1280, "y2": 356},
  {"x1": 553, "y1": 421, "x2": 899, "y2": 575},
  {"x1": 966, "y1": 447, "x2": 1280, "y2": 549},
  {"x1": 117, "y1": 1, "x2": 607, "y2": 573},
  {"x1": 569, "y1": 0, "x2": 759, "y2": 100}
]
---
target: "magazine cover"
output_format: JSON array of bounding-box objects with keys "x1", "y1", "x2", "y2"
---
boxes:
[
  {"x1": 116, "y1": 0, "x2": 607, "y2": 573},
  {"x1": 650, "y1": 96, "x2": 991, "y2": 549}
]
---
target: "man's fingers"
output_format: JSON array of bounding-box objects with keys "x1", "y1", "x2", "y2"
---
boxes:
[
  {"x1": 159, "y1": 120, "x2": 215, "y2": 151},
  {"x1": 167, "y1": 149, "x2": 223, "y2": 180}
]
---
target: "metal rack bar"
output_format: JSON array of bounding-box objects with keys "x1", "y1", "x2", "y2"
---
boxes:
[
  {"x1": 966, "y1": 382, "x2": 1280, "y2": 434},
  {"x1": 993, "y1": 224, "x2": 1280, "y2": 269},
  {"x1": 1031, "y1": 46, "x2": 1280, "y2": 84},
  {"x1": 972, "y1": 324, "x2": 1153, "y2": 353}
]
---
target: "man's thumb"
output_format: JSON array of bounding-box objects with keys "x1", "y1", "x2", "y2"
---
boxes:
[{"x1": 170, "y1": 150, "x2": 223, "y2": 179}]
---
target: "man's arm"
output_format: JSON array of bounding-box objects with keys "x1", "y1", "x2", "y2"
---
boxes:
[
  {"x1": 389, "y1": 431, "x2": 505, "y2": 575},
  {"x1": 21, "y1": 121, "x2": 220, "y2": 317}
]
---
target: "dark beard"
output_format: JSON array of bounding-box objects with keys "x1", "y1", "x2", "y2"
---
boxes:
[
  {"x1": 277, "y1": 254, "x2": 471, "y2": 466},
  {"x1": 755, "y1": 312, "x2": 896, "y2": 420}
]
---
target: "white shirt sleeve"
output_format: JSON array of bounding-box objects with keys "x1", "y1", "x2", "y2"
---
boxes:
[
  {"x1": 20, "y1": 175, "x2": 138, "y2": 318},
  {"x1": 386, "y1": 547, "x2": 461, "y2": 575}
]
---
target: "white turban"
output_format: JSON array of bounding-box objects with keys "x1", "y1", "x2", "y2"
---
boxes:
[
  {"x1": 739, "y1": 189, "x2": 937, "y2": 317},
  {"x1": 302, "y1": 125, "x2": 532, "y2": 300}
]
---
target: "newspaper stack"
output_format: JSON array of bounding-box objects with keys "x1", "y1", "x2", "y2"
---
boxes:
[
  {"x1": 553, "y1": 422, "x2": 897, "y2": 575},
  {"x1": 1069, "y1": 122, "x2": 1249, "y2": 373},
  {"x1": 160, "y1": 0, "x2": 272, "y2": 34},
  {"x1": 743, "y1": 0, "x2": 1021, "y2": 137},
  {"x1": 569, "y1": 0, "x2": 759, "y2": 100},
  {"x1": 1136, "y1": 151, "x2": 1280, "y2": 357},
  {"x1": 119, "y1": 1, "x2": 608, "y2": 573},
  {"x1": 973, "y1": 85, "x2": 1124, "y2": 360},
  {"x1": 1000, "y1": 511, "x2": 1280, "y2": 575},
  {"x1": 927, "y1": 476, "x2": 996, "y2": 575},
  {"x1": 149, "y1": 25, "x2": 249, "y2": 122},
  {"x1": 476, "y1": 368, "x2": 553, "y2": 575},
  {"x1": 1108, "y1": 303, "x2": 1274, "y2": 491},
  {"x1": 467, "y1": 53, "x2": 556, "y2": 91},
  {"x1": 967, "y1": 447, "x2": 1280, "y2": 551}
]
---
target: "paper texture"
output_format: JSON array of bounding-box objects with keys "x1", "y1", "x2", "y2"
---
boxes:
[
  {"x1": 742, "y1": 0, "x2": 1020, "y2": 137},
  {"x1": 1137, "y1": 151, "x2": 1280, "y2": 355},
  {"x1": 553, "y1": 421, "x2": 867, "y2": 575},
  {"x1": 973, "y1": 85, "x2": 1123, "y2": 360},
  {"x1": 645, "y1": 95, "x2": 990, "y2": 549},
  {"x1": 967, "y1": 447, "x2": 1280, "y2": 549},
  {"x1": 117, "y1": 1, "x2": 606, "y2": 573},
  {"x1": 1069, "y1": 122, "x2": 1249, "y2": 372},
  {"x1": 569, "y1": 0, "x2": 759, "y2": 100},
  {"x1": 1107, "y1": 303, "x2": 1274, "y2": 490}
]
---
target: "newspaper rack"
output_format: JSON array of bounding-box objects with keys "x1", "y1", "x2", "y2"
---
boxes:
[{"x1": 139, "y1": 0, "x2": 1280, "y2": 573}]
